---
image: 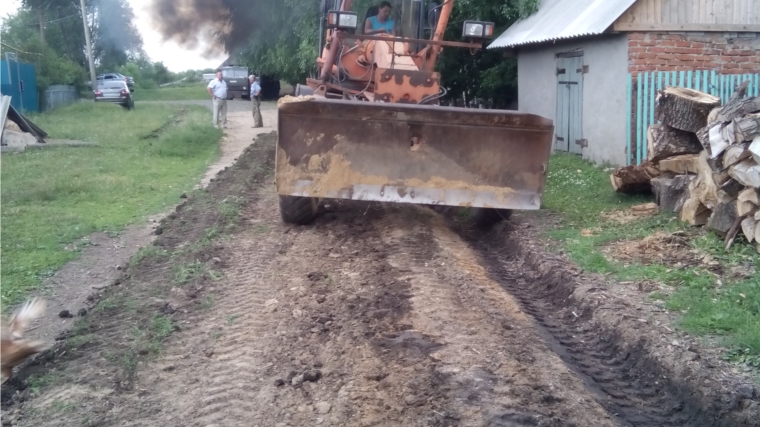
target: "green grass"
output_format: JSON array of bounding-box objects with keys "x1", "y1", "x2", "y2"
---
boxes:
[
  {"x1": 1, "y1": 102, "x2": 221, "y2": 308},
  {"x1": 543, "y1": 153, "x2": 760, "y2": 363},
  {"x1": 26, "y1": 373, "x2": 55, "y2": 394},
  {"x1": 132, "y1": 83, "x2": 211, "y2": 101}
]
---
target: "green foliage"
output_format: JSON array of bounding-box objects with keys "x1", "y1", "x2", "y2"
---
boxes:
[
  {"x1": 234, "y1": 0, "x2": 320, "y2": 83},
  {"x1": 436, "y1": 0, "x2": 538, "y2": 108},
  {"x1": 0, "y1": 9, "x2": 86, "y2": 91},
  {"x1": 0, "y1": 103, "x2": 221, "y2": 308},
  {"x1": 543, "y1": 152, "x2": 760, "y2": 363}
]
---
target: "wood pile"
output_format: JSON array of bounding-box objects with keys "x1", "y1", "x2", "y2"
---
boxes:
[{"x1": 611, "y1": 81, "x2": 760, "y2": 252}]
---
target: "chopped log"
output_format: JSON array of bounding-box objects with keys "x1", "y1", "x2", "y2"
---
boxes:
[
  {"x1": 697, "y1": 122, "x2": 731, "y2": 159},
  {"x1": 750, "y1": 136, "x2": 760, "y2": 164},
  {"x1": 738, "y1": 187, "x2": 760, "y2": 205},
  {"x1": 756, "y1": 221, "x2": 760, "y2": 243},
  {"x1": 734, "y1": 113, "x2": 760, "y2": 142},
  {"x1": 723, "y1": 142, "x2": 751, "y2": 170},
  {"x1": 725, "y1": 80, "x2": 751, "y2": 106},
  {"x1": 694, "y1": 150, "x2": 720, "y2": 209},
  {"x1": 720, "y1": 178, "x2": 745, "y2": 199},
  {"x1": 713, "y1": 171, "x2": 731, "y2": 186},
  {"x1": 737, "y1": 199, "x2": 757, "y2": 217},
  {"x1": 714, "y1": 81, "x2": 760, "y2": 123},
  {"x1": 724, "y1": 213, "x2": 745, "y2": 250},
  {"x1": 741, "y1": 216, "x2": 757, "y2": 242},
  {"x1": 728, "y1": 158, "x2": 760, "y2": 188},
  {"x1": 755, "y1": 210, "x2": 760, "y2": 221},
  {"x1": 679, "y1": 180, "x2": 711, "y2": 225},
  {"x1": 655, "y1": 87, "x2": 721, "y2": 133},
  {"x1": 610, "y1": 162, "x2": 661, "y2": 194},
  {"x1": 707, "y1": 107, "x2": 721, "y2": 125},
  {"x1": 652, "y1": 175, "x2": 694, "y2": 212},
  {"x1": 646, "y1": 124, "x2": 702, "y2": 162},
  {"x1": 708, "y1": 199, "x2": 738, "y2": 237},
  {"x1": 658, "y1": 154, "x2": 700, "y2": 174}
]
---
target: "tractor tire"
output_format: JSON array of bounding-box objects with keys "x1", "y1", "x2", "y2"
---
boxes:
[
  {"x1": 471, "y1": 207, "x2": 512, "y2": 228},
  {"x1": 279, "y1": 195, "x2": 318, "y2": 225}
]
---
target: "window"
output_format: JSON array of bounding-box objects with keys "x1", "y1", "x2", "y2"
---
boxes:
[{"x1": 222, "y1": 68, "x2": 248, "y2": 78}]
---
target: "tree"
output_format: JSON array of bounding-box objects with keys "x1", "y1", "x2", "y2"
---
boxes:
[
  {"x1": 1, "y1": 7, "x2": 86, "y2": 91},
  {"x1": 88, "y1": 0, "x2": 145, "y2": 70},
  {"x1": 436, "y1": 0, "x2": 538, "y2": 108}
]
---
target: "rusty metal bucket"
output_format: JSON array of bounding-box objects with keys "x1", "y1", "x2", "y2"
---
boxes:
[{"x1": 276, "y1": 98, "x2": 553, "y2": 210}]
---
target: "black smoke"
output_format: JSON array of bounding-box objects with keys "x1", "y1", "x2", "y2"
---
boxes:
[{"x1": 148, "y1": 0, "x2": 280, "y2": 57}]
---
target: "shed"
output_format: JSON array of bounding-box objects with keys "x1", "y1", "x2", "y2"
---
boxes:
[
  {"x1": 1, "y1": 55, "x2": 39, "y2": 113},
  {"x1": 488, "y1": 0, "x2": 760, "y2": 167}
]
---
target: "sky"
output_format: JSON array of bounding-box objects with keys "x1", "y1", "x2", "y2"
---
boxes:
[{"x1": 0, "y1": 0, "x2": 226, "y2": 72}]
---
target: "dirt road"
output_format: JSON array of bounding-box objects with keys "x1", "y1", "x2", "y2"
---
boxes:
[{"x1": 3, "y1": 129, "x2": 758, "y2": 426}]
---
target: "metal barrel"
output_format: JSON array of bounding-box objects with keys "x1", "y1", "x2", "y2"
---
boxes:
[{"x1": 276, "y1": 98, "x2": 554, "y2": 210}]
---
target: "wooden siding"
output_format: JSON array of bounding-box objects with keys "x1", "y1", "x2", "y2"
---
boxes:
[{"x1": 614, "y1": 0, "x2": 760, "y2": 31}]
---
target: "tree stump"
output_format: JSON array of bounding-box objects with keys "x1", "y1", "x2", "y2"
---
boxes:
[
  {"x1": 707, "y1": 200, "x2": 737, "y2": 237},
  {"x1": 609, "y1": 162, "x2": 661, "y2": 194},
  {"x1": 652, "y1": 175, "x2": 694, "y2": 213},
  {"x1": 655, "y1": 87, "x2": 720, "y2": 133},
  {"x1": 647, "y1": 123, "x2": 702, "y2": 162}
]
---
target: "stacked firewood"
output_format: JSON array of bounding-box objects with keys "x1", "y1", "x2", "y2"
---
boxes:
[{"x1": 610, "y1": 81, "x2": 760, "y2": 251}]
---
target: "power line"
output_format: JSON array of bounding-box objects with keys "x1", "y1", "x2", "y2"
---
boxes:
[{"x1": 0, "y1": 41, "x2": 44, "y2": 56}]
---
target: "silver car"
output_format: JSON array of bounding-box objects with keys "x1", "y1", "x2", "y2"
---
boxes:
[{"x1": 94, "y1": 80, "x2": 134, "y2": 109}]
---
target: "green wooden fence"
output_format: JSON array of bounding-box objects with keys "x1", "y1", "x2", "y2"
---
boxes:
[{"x1": 626, "y1": 71, "x2": 760, "y2": 166}]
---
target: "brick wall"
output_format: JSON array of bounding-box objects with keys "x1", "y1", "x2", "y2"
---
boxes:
[{"x1": 628, "y1": 32, "x2": 760, "y2": 74}]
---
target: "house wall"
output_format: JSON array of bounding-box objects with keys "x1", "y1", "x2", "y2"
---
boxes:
[
  {"x1": 628, "y1": 32, "x2": 760, "y2": 74},
  {"x1": 517, "y1": 35, "x2": 630, "y2": 167},
  {"x1": 616, "y1": 0, "x2": 759, "y2": 28}
]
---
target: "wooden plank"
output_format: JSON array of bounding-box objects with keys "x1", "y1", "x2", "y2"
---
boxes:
[
  {"x1": 681, "y1": 0, "x2": 689, "y2": 24},
  {"x1": 613, "y1": 22, "x2": 760, "y2": 31},
  {"x1": 637, "y1": 73, "x2": 643, "y2": 165},
  {"x1": 658, "y1": 0, "x2": 668, "y2": 23},
  {"x1": 655, "y1": 0, "x2": 663, "y2": 23},
  {"x1": 698, "y1": 0, "x2": 707, "y2": 23},
  {"x1": 627, "y1": 74, "x2": 633, "y2": 165}
]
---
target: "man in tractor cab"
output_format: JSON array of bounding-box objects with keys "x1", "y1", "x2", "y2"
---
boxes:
[{"x1": 364, "y1": 1, "x2": 395, "y2": 36}]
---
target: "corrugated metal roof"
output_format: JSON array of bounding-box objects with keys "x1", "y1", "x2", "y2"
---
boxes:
[{"x1": 487, "y1": 0, "x2": 637, "y2": 49}]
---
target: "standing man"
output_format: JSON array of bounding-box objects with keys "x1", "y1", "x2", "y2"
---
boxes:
[
  {"x1": 207, "y1": 70, "x2": 228, "y2": 129},
  {"x1": 249, "y1": 74, "x2": 263, "y2": 128}
]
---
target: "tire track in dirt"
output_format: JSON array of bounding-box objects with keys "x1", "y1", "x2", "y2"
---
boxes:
[
  {"x1": 443, "y1": 215, "x2": 750, "y2": 427},
  {"x1": 370, "y1": 203, "x2": 621, "y2": 427}
]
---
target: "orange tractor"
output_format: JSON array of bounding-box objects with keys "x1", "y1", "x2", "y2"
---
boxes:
[{"x1": 276, "y1": 0, "x2": 553, "y2": 225}]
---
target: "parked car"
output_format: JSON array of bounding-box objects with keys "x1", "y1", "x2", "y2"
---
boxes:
[
  {"x1": 94, "y1": 80, "x2": 134, "y2": 109},
  {"x1": 89, "y1": 73, "x2": 135, "y2": 91}
]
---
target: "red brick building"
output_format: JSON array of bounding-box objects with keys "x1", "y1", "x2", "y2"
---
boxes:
[{"x1": 488, "y1": 0, "x2": 759, "y2": 167}]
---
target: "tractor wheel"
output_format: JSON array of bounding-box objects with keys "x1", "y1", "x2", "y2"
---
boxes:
[
  {"x1": 279, "y1": 195, "x2": 318, "y2": 225},
  {"x1": 471, "y1": 207, "x2": 512, "y2": 228}
]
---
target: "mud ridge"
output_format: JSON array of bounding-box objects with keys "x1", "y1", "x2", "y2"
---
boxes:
[
  {"x1": 0, "y1": 133, "x2": 277, "y2": 417},
  {"x1": 444, "y1": 213, "x2": 759, "y2": 427},
  {"x1": 140, "y1": 108, "x2": 188, "y2": 139}
]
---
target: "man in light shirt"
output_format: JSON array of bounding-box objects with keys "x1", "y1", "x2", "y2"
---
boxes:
[
  {"x1": 207, "y1": 70, "x2": 228, "y2": 128},
  {"x1": 249, "y1": 74, "x2": 263, "y2": 128}
]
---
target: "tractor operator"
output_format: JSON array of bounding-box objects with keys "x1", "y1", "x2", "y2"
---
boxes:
[{"x1": 364, "y1": 1, "x2": 395, "y2": 35}]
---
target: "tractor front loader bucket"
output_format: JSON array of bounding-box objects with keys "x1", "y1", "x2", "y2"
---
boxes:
[{"x1": 276, "y1": 98, "x2": 553, "y2": 213}]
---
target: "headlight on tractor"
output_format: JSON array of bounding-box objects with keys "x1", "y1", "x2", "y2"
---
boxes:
[
  {"x1": 462, "y1": 20, "x2": 494, "y2": 39},
  {"x1": 327, "y1": 10, "x2": 358, "y2": 30}
]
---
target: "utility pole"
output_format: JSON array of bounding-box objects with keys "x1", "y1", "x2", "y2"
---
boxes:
[{"x1": 79, "y1": 0, "x2": 97, "y2": 92}]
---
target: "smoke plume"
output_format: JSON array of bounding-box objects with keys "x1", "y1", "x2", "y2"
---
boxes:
[
  {"x1": 148, "y1": 0, "x2": 272, "y2": 58},
  {"x1": 148, "y1": 0, "x2": 232, "y2": 56}
]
